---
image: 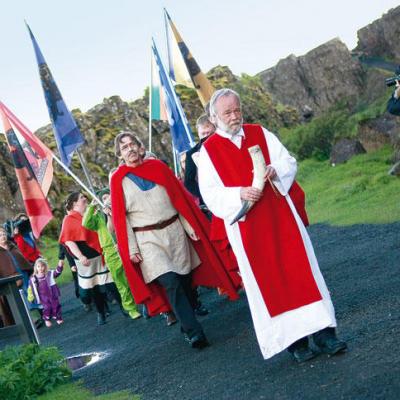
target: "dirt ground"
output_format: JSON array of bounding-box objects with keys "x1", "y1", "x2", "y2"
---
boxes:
[{"x1": 30, "y1": 223, "x2": 400, "y2": 399}]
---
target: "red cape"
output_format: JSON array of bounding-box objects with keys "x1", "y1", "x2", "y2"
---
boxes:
[
  {"x1": 110, "y1": 160, "x2": 240, "y2": 316},
  {"x1": 59, "y1": 211, "x2": 102, "y2": 255}
]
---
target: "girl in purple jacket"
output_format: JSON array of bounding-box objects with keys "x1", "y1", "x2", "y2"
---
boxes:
[{"x1": 28, "y1": 258, "x2": 63, "y2": 327}]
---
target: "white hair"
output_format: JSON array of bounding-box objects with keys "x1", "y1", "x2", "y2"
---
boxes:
[{"x1": 209, "y1": 88, "x2": 241, "y2": 119}]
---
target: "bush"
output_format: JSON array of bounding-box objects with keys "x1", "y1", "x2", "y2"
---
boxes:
[
  {"x1": 280, "y1": 92, "x2": 392, "y2": 161},
  {"x1": 0, "y1": 344, "x2": 71, "y2": 400}
]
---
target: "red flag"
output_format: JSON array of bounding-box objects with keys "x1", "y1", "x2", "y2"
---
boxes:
[
  {"x1": 0, "y1": 101, "x2": 53, "y2": 196},
  {"x1": 0, "y1": 107, "x2": 53, "y2": 238}
]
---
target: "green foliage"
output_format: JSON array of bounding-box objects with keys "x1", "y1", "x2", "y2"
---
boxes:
[
  {"x1": 38, "y1": 382, "x2": 139, "y2": 400},
  {"x1": 297, "y1": 146, "x2": 400, "y2": 225},
  {"x1": 280, "y1": 91, "x2": 392, "y2": 161},
  {"x1": 0, "y1": 344, "x2": 71, "y2": 400}
]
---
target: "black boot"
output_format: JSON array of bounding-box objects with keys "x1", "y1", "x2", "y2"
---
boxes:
[
  {"x1": 313, "y1": 328, "x2": 347, "y2": 355},
  {"x1": 288, "y1": 337, "x2": 317, "y2": 363},
  {"x1": 97, "y1": 313, "x2": 106, "y2": 325}
]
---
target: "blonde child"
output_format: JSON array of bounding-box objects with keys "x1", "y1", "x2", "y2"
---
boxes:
[{"x1": 28, "y1": 258, "x2": 63, "y2": 327}]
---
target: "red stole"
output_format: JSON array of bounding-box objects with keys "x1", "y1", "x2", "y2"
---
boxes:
[
  {"x1": 59, "y1": 211, "x2": 102, "y2": 255},
  {"x1": 110, "y1": 160, "x2": 240, "y2": 317},
  {"x1": 203, "y1": 124, "x2": 321, "y2": 317}
]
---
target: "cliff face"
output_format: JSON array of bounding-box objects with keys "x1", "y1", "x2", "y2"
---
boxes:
[
  {"x1": 355, "y1": 6, "x2": 400, "y2": 60},
  {"x1": 258, "y1": 38, "x2": 365, "y2": 116}
]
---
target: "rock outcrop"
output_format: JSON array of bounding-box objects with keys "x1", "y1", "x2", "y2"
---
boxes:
[
  {"x1": 330, "y1": 139, "x2": 366, "y2": 165},
  {"x1": 357, "y1": 114, "x2": 399, "y2": 152},
  {"x1": 258, "y1": 38, "x2": 365, "y2": 116},
  {"x1": 354, "y1": 6, "x2": 400, "y2": 61}
]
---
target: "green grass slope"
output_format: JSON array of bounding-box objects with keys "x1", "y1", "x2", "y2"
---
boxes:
[{"x1": 297, "y1": 146, "x2": 400, "y2": 225}]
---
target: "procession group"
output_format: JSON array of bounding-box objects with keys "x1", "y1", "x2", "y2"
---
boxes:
[{"x1": 0, "y1": 88, "x2": 347, "y2": 363}]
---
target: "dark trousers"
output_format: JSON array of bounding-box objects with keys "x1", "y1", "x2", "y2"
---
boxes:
[
  {"x1": 288, "y1": 327, "x2": 336, "y2": 352},
  {"x1": 71, "y1": 270, "x2": 80, "y2": 299},
  {"x1": 105, "y1": 282, "x2": 122, "y2": 305},
  {"x1": 79, "y1": 285, "x2": 107, "y2": 315},
  {"x1": 156, "y1": 272, "x2": 203, "y2": 339}
]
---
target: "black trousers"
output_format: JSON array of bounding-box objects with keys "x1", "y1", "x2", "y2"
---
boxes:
[
  {"x1": 79, "y1": 285, "x2": 108, "y2": 315},
  {"x1": 288, "y1": 327, "x2": 336, "y2": 352},
  {"x1": 156, "y1": 272, "x2": 203, "y2": 339},
  {"x1": 71, "y1": 270, "x2": 80, "y2": 299}
]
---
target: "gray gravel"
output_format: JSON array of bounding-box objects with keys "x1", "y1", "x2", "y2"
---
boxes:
[{"x1": 36, "y1": 223, "x2": 400, "y2": 400}]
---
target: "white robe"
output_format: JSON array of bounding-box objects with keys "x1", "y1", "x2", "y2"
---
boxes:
[{"x1": 198, "y1": 126, "x2": 336, "y2": 359}]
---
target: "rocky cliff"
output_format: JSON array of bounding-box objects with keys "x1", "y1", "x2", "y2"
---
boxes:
[
  {"x1": 355, "y1": 6, "x2": 400, "y2": 60},
  {"x1": 258, "y1": 38, "x2": 365, "y2": 117}
]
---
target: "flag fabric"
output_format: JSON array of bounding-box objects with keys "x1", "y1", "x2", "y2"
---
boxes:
[
  {"x1": 151, "y1": 40, "x2": 195, "y2": 153},
  {"x1": 150, "y1": 52, "x2": 168, "y2": 121},
  {"x1": 26, "y1": 23, "x2": 84, "y2": 166},
  {"x1": 164, "y1": 9, "x2": 215, "y2": 107},
  {"x1": 0, "y1": 102, "x2": 53, "y2": 197},
  {"x1": 0, "y1": 108, "x2": 53, "y2": 238}
]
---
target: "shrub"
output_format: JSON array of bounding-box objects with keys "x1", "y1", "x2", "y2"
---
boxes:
[{"x1": 0, "y1": 344, "x2": 71, "y2": 400}]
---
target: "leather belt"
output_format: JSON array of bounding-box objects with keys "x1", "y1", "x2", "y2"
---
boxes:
[{"x1": 133, "y1": 214, "x2": 179, "y2": 232}]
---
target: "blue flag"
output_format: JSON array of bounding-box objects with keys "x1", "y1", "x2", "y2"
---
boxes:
[
  {"x1": 151, "y1": 39, "x2": 194, "y2": 153},
  {"x1": 26, "y1": 23, "x2": 85, "y2": 166}
]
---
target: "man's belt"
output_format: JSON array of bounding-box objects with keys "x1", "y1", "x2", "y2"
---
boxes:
[{"x1": 132, "y1": 214, "x2": 179, "y2": 232}]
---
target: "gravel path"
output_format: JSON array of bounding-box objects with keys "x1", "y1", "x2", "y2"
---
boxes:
[{"x1": 36, "y1": 223, "x2": 400, "y2": 399}]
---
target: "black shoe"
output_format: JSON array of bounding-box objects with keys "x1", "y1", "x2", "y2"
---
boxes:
[
  {"x1": 314, "y1": 336, "x2": 347, "y2": 355},
  {"x1": 165, "y1": 312, "x2": 177, "y2": 326},
  {"x1": 97, "y1": 313, "x2": 106, "y2": 325},
  {"x1": 83, "y1": 303, "x2": 92, "y2": 312},
  {"x1": 34, "y1": 318, "x2": 44, "y2": 329},
  {"x1": 194, "y1": 304, "x2": 209, "y2": 316},
  {"x1": 290, "y1": 346, "x2": 318, "y2": 363},
  {"x1": 183, "y1": 332, "x2": 209, "y2": 349}
]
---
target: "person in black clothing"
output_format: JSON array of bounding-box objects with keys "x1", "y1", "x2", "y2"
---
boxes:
[
  {"x1": 387, "y1": 66, "x2": 400, "y2": 115},
  {"x1": 59, "y1": 192, "x2": 114, "y2": 325},
  {"x1": 184, "y1": 114, "x2": 216, "y2": 214},
  {"x1": 58, "y1": 244, "x2": 81, "y2": 300}
]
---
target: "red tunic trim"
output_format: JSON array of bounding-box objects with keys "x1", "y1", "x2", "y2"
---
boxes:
[{"x1": 203, "y1": 124, "x2": 321, "y2": 317}]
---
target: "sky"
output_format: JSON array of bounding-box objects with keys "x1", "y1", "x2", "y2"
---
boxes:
[{"x1": 0, "y1": 0, "x2": 399, "y2": 131}]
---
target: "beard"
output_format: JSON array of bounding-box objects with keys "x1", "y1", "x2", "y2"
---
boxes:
[{"x1": 216, "y1": 116, "x2": 243, "y2": 135}]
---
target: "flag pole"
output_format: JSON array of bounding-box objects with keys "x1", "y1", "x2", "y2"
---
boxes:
[
  {"x1": 172, "y1": 144, "x2": 178, "y2": 176},
  {"x1": 149, "y1": 46, "x2": 153, "y2": 153},
  {"x1": 76, "y1": 148, "x2": 95, "y2": 193},
  {"x1": 52, "y1": 153, "x2": 103, "y2": 206},
  {"x1": 164, "y1": 8, "x2": 173, "y2": 79}
]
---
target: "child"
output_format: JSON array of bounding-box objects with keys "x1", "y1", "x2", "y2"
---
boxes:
[{"x1": 28, "y1": 258, "x2": 63, "y2": 327}]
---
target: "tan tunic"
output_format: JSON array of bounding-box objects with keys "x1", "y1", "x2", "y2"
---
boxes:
[{"x1": 122, "y1": 178, "x2": 200, "y2": 283}]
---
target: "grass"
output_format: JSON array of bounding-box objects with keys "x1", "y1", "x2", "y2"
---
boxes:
[
  {"x1": 38, "y1": 236, "x2": 73, "y2": 286},
  {"x1": 297, "y1": 146, "x2": 400, "y2": 225},
  {"x1": 37, "y1": 382, "x2": 139, "y2": 400}
]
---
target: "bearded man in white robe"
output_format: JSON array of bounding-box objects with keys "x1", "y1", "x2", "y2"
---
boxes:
[{"x1": 198, "y1": 88, "x2": 347, "y2": 362}]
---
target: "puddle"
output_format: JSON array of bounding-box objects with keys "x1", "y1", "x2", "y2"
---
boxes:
[{"x1": 66, "y1": 351, "x2": 108, "y2": 371}]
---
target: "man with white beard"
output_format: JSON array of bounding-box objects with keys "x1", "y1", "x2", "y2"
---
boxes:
[{"x1": 198, "y1": 88, "x2": 347, "y2": 363}]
